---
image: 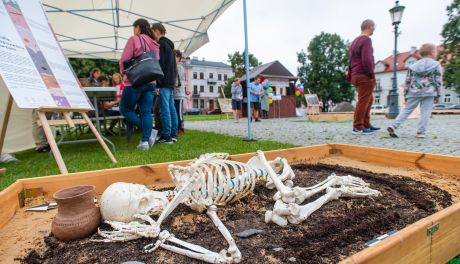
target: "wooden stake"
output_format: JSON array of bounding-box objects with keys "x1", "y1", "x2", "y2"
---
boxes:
[
  {"x1": 37, "y1": 111, "x2": 68, "y2": 174},
  {"x1": 0, "y1": 94, "x2": 13, "y2": 155},
  {"x1": 0, "y1": 95, "x2": 13, "y2": 174},
  {"x1": 63, "y1": 113, "x2": 75, "y2": 128},
  {"x1": 81, "y1": 112, "x2": 117, "y2": 164}
]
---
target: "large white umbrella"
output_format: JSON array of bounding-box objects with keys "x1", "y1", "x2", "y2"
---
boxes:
[{"x1": 42, "y1": 0, "x2": 236, "y2": 59}]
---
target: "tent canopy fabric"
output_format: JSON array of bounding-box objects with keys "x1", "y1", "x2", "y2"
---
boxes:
[{"x1": 42, "y1": 0, "x2": 236, "y2": 59}]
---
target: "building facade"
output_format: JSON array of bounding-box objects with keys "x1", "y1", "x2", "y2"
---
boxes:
[
  {"x1": 183, "y1": 57, "x2": 233, "y2": 112},
  {"x1": 240, "y1": 60, "x2": 299, "y2": 118},
  {"x1": 373, "y1": 46, "x2": 459, "y2": 106}
]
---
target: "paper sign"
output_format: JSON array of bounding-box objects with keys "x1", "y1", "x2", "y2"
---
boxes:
[
  {"x1": 218, "y1": 98, "x2": 233, "y2": 113},
  {"x1": 0, "y1": 0, "x2": 92, "y2": 109},
  {"x1": 304, "y1": 94, "x2": 320, "y2": 106}
]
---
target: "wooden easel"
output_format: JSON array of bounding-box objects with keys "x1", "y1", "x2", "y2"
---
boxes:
[
  {"x1": 0, "y1": 95, "x2": 13, "y2": 175},
  {"x1": 36, "y1": 107, "x2": 117, "y2": 174},
  {"x1": 218, "y1": 86, "x2": 233, "y2": 120},
  {"x1": 0, "y1": 93, "x2": 117, "y2": 175},
  {"x1": 304, "y1": 94, "x2": 321, "y2": 116}
]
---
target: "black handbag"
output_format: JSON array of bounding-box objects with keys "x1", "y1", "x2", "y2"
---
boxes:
[{"x1": 123, "y1": 36, "x2": 164, "y2": 86}]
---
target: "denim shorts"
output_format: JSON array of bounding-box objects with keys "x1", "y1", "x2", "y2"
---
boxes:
[{"x1": 232, "y1": 99, "x2": 242, "y2": 110}]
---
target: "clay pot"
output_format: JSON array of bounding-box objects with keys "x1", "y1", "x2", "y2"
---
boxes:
[{"x1": 51, "y1": 185, "x2": 101, "y2": 241}]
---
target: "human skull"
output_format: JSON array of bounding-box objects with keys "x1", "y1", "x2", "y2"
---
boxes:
[{"x1": 100, "y1": 182, "x2": 169, "y2": 223}]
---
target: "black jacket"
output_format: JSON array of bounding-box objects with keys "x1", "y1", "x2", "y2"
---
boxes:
[{"x1": 157, "y1": 37, "x2": 176, "y2": 88}]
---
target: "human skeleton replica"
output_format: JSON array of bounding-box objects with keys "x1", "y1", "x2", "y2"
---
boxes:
[{"x1": 96, "y1": 151, "x2": 381, "y2": 263}]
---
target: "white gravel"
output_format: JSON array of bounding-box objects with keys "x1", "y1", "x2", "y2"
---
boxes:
[{"x1": 186, "y1": 115, "x2": 460, "y2": 156}]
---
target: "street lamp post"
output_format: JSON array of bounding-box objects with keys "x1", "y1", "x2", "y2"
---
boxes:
[{"x1": 386, "y1": 0, "x2": 405, "y2": 119}]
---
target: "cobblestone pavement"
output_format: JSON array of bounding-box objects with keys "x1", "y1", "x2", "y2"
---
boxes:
[{"x1": 186, "y1": 115, "x2": 460, "y2": 156}]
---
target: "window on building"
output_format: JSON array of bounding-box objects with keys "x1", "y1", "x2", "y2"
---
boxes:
[
  {"x1": 200, "y1": 72, "x2": 204, "y2": 79},
  {"x1": 200, "y1": 99, "x2": 205, "y2": 109},
  {"x1": 209, "y1": 73, "x2": 213, "y2": 79},
  {"x1": 376, "y1": 79, "x2": 381, "y2": 91},
  {"x1": 224, "y1": 74, "x2": 228, "y2": 81},
  {"x1": 200, "y1": 85, "x2": 204, "y2": 92},
  {"x1": 209, "y1": 86, "x2": 214, "y2": 93},
  {"x1": 374, "y1": 95, "x2": 380, "y2": 104},
  {"x1": 445, "y1": 94, "x2": 451, "y2": 103},
  {"x1": 218, "y1": 74, "x2": 222, "y2": 81},
  {"x1": 193, "y1": 100, "x2": 198, "y2": 108},
  {"x1": 280, "y1": 88, "x2": 284, "y2": 96},
  {"x1": 193, "y1": 85, "x2": 198, "y2": 95},
  {"x1": 193, "y1": 72, "x2": 197, "y2": 79}
]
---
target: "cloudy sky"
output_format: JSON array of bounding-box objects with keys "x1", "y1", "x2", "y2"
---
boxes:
[{"x1": 192, "y1": 0, "x2": 452, "y2": 75}]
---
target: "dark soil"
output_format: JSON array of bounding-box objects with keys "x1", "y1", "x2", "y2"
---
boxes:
[{"x1": 22, "y1": 164, "x2": 452, "y2": 264}]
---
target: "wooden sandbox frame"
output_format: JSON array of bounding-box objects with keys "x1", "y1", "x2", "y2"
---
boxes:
[{"x1": 0, "y1": 144, "x2": 459, "y2": 263}]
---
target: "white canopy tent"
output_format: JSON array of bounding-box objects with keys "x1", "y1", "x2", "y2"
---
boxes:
[
  {"x1": 1, "y1": 0, "x2": 239, "y2": 153},
  {"x1": 42, "y1": 0, "x2": 236, "y2": 59}
]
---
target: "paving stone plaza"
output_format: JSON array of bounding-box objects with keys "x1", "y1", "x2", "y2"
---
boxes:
[{"x1": 186, "y1": 115, "x2": 460, "y2": 156}]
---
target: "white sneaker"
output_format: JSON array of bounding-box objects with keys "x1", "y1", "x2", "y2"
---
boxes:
[
  {"x1": 415, "y1": 133, "x2": 426, "y2": 138},
  {"x1": 149, "y1": 129, "x2": 158, "y2": 147},
  {"x1": 137, "y1": 141, "x2": 150, "y2": 151}
]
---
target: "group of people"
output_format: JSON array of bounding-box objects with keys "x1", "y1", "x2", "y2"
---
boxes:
[
  {"x1": 350, "y1": 19, "x2": 442, "y2": 138},
  {"x1": 115, "y1": 19, "x2": 187, "y2": 150},
  {"x1": 230, "y1": 76, "x2": 270, "y2": 122},
  {"x1": 84, "y1": 19, "x2": 186, "y2": 151}
]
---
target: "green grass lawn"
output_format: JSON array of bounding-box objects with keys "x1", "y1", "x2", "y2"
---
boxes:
[
  {"x1": 184, "y1": 114, "x2": 234, "y2": 121},
  {"x1": 450, "y1": 255, "x2": 460, "y2": 264},
  {"x1": 0, "y1": 130, "x2": 294, "y2": 191}
]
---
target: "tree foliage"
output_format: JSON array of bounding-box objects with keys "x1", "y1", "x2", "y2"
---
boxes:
[
  {"x1": 69, "y1": 58, "x2": 119, "y2": 80},
  {"x1": 297, "y1": 32, "x2": 353, "y2": 111},
  {"x1": 441, "y1": 0, "x2": 460, "y2": 93},
  {"x1": 227, "y1": 51, "x2": 262, "y2": 78},
  {"x1": 220, "y1": 51, "x2": 262, "y2": 98}
]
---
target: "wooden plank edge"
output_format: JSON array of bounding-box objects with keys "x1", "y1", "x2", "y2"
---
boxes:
[
  {"x1": 428, "y1": 202, "x2": 460, "y2": 264},
  {"x1": 0, "y1": 181, "x2": 23, "y2": 229},
  {"x1": 341, "y1": 218, "x2": 433, "y2": 264},
  {"x1": 19, "y1": 145, "x2": 332, "y2": 198}
]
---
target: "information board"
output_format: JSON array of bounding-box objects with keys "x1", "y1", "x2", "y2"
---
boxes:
[
  {"x1": 304, "y1": 94, "x2": 320, "y2": 106},
  {"x1": 218, "y1": 98, "x2": 233, "y2": 113},
  {"x1": 0, "y1": 0, "x2": 91, "y2": 109}
]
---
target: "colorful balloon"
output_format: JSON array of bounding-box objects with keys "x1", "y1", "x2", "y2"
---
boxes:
[
  {"x1": 266, "y1": 81, "x2": 271, "y2": 88},
  {"x1": 268, "y1": 87, "x2": 273, "y2": 93},
  {"x1": 295, "y1": 91, "x2": 300, "y2": 97},
  {"x1": 261, "y1": 81, "x2": 266, "y2": 87},
  {"x1": 269, "y1": 99, "x2": 273, "y2": 104}
]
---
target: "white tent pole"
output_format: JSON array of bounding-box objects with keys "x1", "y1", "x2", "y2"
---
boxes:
[{"x1": 243, "y1": 0, "x2": 252, "y2": 141}]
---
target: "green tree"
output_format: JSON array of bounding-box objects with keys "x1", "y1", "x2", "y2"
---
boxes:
[
  {"x1": 441, "y1": 0, "x2": 460, "y2": 93},
  {"x1": 227, "y1": 51, "x2": 262, "y2": 78},
  {"x1": 69, "y1": 58, "x2": 119, "y2": 80},
  {"x1": 297, "y1": 32, "x2": 353, "y2": 111},
  {"x1": 220, "y1": 51, "x2": 262, "y2": 98}
]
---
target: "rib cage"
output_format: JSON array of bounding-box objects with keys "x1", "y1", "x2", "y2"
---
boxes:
[{"x1": 168, "y1": 153, "x2": 269, "y2": 212}]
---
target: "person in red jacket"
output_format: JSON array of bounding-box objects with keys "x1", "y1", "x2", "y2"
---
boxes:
[{"x1": 348, "y1": 19, "x2": 380, "y2": 135}]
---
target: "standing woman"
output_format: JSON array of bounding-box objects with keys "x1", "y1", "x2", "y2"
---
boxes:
[
  {"x1": 260, "y1": 87, "x2": 270, "y2": 119},
  {"x1": 231, "y1": 78, "x2": 242, "y2": 121},
  {"x1": 119, "y1": 19, "x2": 160, "y2": 150}
]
